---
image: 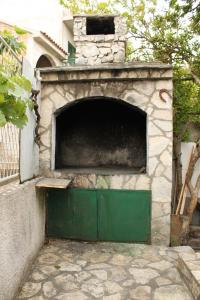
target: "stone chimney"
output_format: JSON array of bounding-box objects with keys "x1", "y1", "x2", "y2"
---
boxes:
[{"x1": 74, "y1": 15, "x2": 127, "y2": 65}]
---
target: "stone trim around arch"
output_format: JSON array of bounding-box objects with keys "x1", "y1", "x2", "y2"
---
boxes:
[{"x1": 54, "y1": 95, "x2": 147, "y2": 117}]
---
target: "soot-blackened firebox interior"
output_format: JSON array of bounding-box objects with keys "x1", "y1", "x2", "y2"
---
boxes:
[{"x1": 55, "y1": 97, "x2": 146, "y2": 173}]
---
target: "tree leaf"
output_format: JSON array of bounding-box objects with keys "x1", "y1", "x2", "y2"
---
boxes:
[
  {"x1": 0, "y1": 94, "x2": 5, "y2": 103},
  {"x1": 0, "y1": 110, "x2": 6, "y2": 127},
  {"x1": 14, "y1": 25, "x2": 28, "y2": 35}
]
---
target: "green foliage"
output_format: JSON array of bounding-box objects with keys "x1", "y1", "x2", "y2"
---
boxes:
[
  {"x1": 179, "y1": 0, "x2": 200, "y2": 34},
  {"x1": 0, "y1": 29, "x2": 26, "y2": 55},
  {"x1": 14, "y1": 25, "x2": 28, "y2": 36},
  {"x1": 0, "y1": 29, "x2": 32, "y2": 128},
  {"x1": 173, "y1": 68, "x2": 200, "y2": 139},
  {"x1": 0, "y1": 67, "x2": 32, "y2": 128},
  {"x1": 61, "y1": 0, "x2": 200, "y2": 141},
  {"x1": 60, "y1": 0, "x2": 113, "y2": 14}
]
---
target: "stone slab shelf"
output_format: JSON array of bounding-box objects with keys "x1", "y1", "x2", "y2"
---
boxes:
[
  {"x1": 36, "y1": 178, "x2": 71, "y2": 189},
  {"x1": 178, "y1": 251, "x2": 200, "y2": 300}
]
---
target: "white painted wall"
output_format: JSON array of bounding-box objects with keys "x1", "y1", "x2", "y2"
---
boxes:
[
  {"x1": 11, "y1": 3, "x2": 73, "y2": 182},
  {"x1": 0, "y1": 180, "x2": 45, "y2": 300},
  {"x1": 0, "y1": 1, "x2": 74, "y2": 182},
  {"x1": 181, "y1": 142, "x2": 200, "y2": 197},
  {"x1": 0, "y1": 0, "x2": 73, "y2": 50},
  {"x1": 21, "y1": 33, "x2": 67, "y2": 182}
]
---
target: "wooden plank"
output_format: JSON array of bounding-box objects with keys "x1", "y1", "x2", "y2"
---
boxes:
[
  {"x1": 176, "y1": 146, "x2": 195, "y2": 215},
  {"x1": 180, "y1": 146, "x2": 195, "y2": 215},
  {"x1": 36, "y1": 178, "x2": 72, "y2": 189},
  {"x1": 176, "y1": 182, "x2": 186, "y2": 215},
  {"x1": 180, "y1": 186, "x2": 188, "y2": 215}
]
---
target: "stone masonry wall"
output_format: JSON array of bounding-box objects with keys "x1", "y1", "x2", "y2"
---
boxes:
[
  {"x1": 74, "y1": 16, "x2": 127, "y2": 65},
  {"x1": 39, "y1": 64, "x2": 173, "y2": 246}
]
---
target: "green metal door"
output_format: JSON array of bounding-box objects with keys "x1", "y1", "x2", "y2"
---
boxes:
[
  {"x1": 47, "y1": 189, "x2": 97, "y2": 240},
  {"x1": 97, "y1": 190, "x2": 151, "y2": 242},
  {"x1": 47, "y1": 188, "x2": 151, "y2": 243}
]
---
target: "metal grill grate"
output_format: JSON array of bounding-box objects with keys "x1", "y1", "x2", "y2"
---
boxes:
[{"x1": 0, "y1": 123, "x2": 19, "y2": 178}]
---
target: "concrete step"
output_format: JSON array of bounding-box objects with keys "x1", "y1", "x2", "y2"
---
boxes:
[
  {"x1": 190, "y1": 226, "x2": 200, "y2": 239},
  {"x1": 178, "y1": 251, "x2": 200, "y2": 300}
]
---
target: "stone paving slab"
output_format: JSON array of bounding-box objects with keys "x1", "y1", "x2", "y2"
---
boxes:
[{"x1": 16, "y1": 240, "x2": 194, "y2": 300}]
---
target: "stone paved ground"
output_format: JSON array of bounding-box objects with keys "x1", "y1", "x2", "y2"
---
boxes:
[{"x1": 16, "y1": 240, "x2": 194, "y2": 300}]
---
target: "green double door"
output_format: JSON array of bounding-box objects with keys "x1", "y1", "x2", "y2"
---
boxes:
[{"x1": 47, "y1": 188, "x2": 151, "y2": 243}]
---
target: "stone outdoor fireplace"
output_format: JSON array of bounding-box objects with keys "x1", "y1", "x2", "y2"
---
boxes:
[
  {"x1": 55, "y1": 97, "x2": 146, "y2": 173},
  {"x1": 39, "y1": 15, "x2": 173, "y2": 246}
]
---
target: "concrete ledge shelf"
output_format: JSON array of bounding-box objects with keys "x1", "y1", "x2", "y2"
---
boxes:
[
  {"x1": 178, "y1": 251, "x2": 200, "y2": 300},
  {"x1": 36, "y1": 178, "x2": 71, "y2": 189}
]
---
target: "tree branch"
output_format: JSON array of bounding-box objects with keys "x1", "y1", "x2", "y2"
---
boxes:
[
  {"x1": 191, "y1": 70, "x2": 200, "y2": 86},
  {"x1": 187, "y1": 180, "x2": 194, "y2": 196},
  {"x1": 195, "y1": 174, "x2": 200, "y2": 193},
  {"x1": 186, "y1": 140, "x2": 200, "y2": 221}
]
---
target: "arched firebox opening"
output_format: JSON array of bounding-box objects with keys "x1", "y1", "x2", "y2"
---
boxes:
[{"x1": 55, "y1": 97, "x2": 147, "y2": 173}]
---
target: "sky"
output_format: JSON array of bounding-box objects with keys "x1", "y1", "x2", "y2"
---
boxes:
[
  {"x1": 0, "y1": 0, "x2": 65, "y2": 32},
  {"x1": 0, "y1": 0, "x2": 169, "y2": 38},
  {"x1": 0, "y1": 0, "x2": 50, "y2": 21},
  {"x1": 0, "y1": 0, "x2": 167, "y2": 26}
]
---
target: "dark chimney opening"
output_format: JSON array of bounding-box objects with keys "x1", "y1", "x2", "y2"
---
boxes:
[
  {"x1": 86, "y1": 17, "x2": 115, "y2": 35},
  {"x1": 55, "y1": 97, "x2": 146, "y2": 174}
]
